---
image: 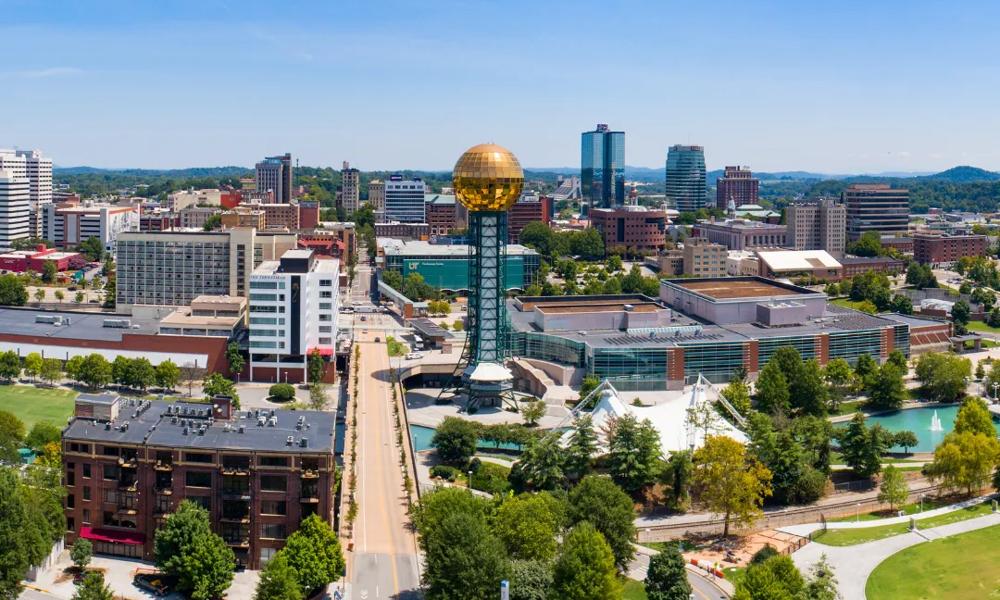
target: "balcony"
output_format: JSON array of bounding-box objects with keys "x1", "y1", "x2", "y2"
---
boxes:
[
  {"x1": 224, "y1": 537, "x2": 250, "y2": 548},
  {"x1": 115, "y1": 506, "x2": 138, "y2": 517},
  {"x1": 220, "y1": 514, "x2": 251, "y2": 524},
  {"x1": 118, "y1": 456, "x2": 138, "y2": 469},
  {"x1": 300, "y1": 469, "x2": 320, "y2": 480},
  {"x1": 118, "y1": 480, "x2": 138, "y2": 492},
  {"x1": 153, "y1": 461, "x2": 173, "y2": 471},
  {"x1": 221, "y1": 467, "x2": 249, "y2": 477},
  {"x1": 222, "y1": 488, "x2": 251, "y2": 501}
]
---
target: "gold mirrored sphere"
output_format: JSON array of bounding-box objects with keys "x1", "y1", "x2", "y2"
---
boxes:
[{"x1": 453, "y1": 143, "x2": 524, "y2": 212}]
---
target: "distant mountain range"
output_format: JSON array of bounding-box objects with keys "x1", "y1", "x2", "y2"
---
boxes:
[{"x1": 54, "y1": 164, "x2": 1000, "y2": 185}]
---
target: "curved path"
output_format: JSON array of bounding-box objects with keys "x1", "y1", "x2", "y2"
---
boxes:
[{"x1": 789, "y1": 511, "x2": 1000, "y2": 600}]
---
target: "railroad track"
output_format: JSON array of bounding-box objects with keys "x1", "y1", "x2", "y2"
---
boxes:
[{"x1": 638, "y1": 483, "x2": 942, "y2": 542}]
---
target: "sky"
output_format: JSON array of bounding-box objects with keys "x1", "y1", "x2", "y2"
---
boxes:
[{"x1": 2, "y1": 0, "x2": 1000, "y2": 173}]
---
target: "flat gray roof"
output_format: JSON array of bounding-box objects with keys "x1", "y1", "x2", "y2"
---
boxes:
[
  {"x1": 0, "y1": 308, "x2": 159, "y2": 342},
  {"x1": 63, "y1": 399, "x2": 336, "y2": 453}
]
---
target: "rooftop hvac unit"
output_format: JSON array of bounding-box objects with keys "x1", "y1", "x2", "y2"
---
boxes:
[
  {"x1": 299, "y1": 437, "x2": 308, "y2": 448},
  {"x1": 102, "y1": 318, "x2": 132, "y2": 329},
  {"x1": 286, "y1": 436, "x2": 294, "y2": 446}
]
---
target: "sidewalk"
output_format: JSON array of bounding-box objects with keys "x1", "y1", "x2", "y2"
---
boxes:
[
  {"x1": 791, "y1": 512, "x2": 1000, "y2": 600},
  {"x1": 779, "y1": 492, "x2": 996, "y2": 537}
]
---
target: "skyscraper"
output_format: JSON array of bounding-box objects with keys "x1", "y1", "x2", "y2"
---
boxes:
[
  {"x1": 0, "y1": 168, "x2": 30, "y2": 249},
  {"x1": 340, "y1": 161, "x2": 360, "y2": 213},
  {"x1": 368, "y1": 179, "x2": 385, "y2": 222},
  {"x1": 384, "y1": 175, "x2": 426, "y2": 223},
  {"x1": 255, "y1": 153, "x2": 293, "y2": 203},
  {"x1": 0, "y1": 150, "x2": 52, "y2": 238},
  {"x1": 664, "y1": 145, "x2": 707, "y2": 212},
  {"x1": 715, "y1": 165, "x2": 758, "y2": 210},
  {"x1": 581, "y1": 124, "x2": 625, "y2": 208},
  {"x1": 842, "y1": 184, "x2": 909, "y2": 240}
]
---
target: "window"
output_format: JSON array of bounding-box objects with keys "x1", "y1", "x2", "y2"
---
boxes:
[
  {"x1": 187, "y1": 496, "x2": 211, "y2": 511},
  {"x1": 185, "y1": 452, "x2": 213, "y2": 463},
  {"x1": 261, "y1": 523, "x2": 286, "y2": 540},
  {"x1": 186, "y1": 471, "x2": 212, "y2": 488},
  {"x1": 82, "y1": 509, "x2": 90, "y2": 524},
  {"x1": 320, "y1": 280, "x2": 332, "y2": 287},
  {"x1": 319, "y1": 291, "x2": 332, "y2": 299},
  {"x1": 67, "y1": 494, "x2": 75, "y2": 509},
  {"x1": 103, "y1": 464, "x2": 120, "y2": 480},
  {"x1": 259, "y1": 456, "x2": 289, "y2": 467},
  {"x1": 318, "y1": 326, "x2": 331, "y2": 333},
  {"x1": 259, "y1": 475, "x2": 287, "y2": 492},
  {"x1": 83, "y1": 487, "x2": 91, "y2": 501},
  {"x1": 259, "y1": 547, "x2": 278, "y2": 565},
  {"x1": 260, "y1": 500, "x2": 286, "y2": 515},
  {"x1": 319, "y1": 303, "x2": 331, "y2": 310},
  {"x1": 82, "y1": 464, "x2": 91, "y2": 478},
  {"x1": 66, "y1": 468, "x2": 75, "y2": 486},
  {"x1": 319, "y1": 314, "x2": 331, "y2": 322}
]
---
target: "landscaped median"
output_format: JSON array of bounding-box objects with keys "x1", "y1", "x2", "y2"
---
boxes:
[{"x1": 811, "y1": 500, "x2": 995, "y2": 546}]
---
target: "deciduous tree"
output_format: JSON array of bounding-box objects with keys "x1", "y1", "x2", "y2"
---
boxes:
[
  {"x1": 692, "y1": 435, "x2": 772, "y2": 537},
  {"x1": 926, "y1": 431, "x2": 1000, "y2": 495},
  {"x1": 492, "y1": 492, "x2": 564, "y2": 561},
  {"x1": 567, "y1": 475, "x2": 636, "y2": 570},
  {"x1": 280, "y1": 515, "x2": 345, "y2": 595},
  {"x1": 551, "y1": 522, "x2": 619, "y2": 600},
  {"x1": 878, "y1": 465, "x2": 908, "y2": 511},
  {"x1": 156, "y1": 359, "x2": 180, "y2": 391},
  {"x1": 252, "y1": 552, "x2": 301, "y2": 600},
  {"x1": 914, "y1": 352, "x2": 971, "y2": 403},
  {"x1": 431, "y1": 417, "x2": 479, "y2": 466},
  {"x1": 72, "y1": 571, "x2": 113, "y2": 600},
  {"x1": 153, "y1": 500, "x2": 235, "y2": 600},
  {"x1": 644, "y1": 543, "x2": 692, "y2": 600}
]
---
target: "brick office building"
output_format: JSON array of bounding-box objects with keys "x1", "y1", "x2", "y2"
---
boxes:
[
  {"x1": 913, "y1": 232, "x2": 988, "y2": 265},
  {"x1": 62, "y1": 394, "x2": 336, "y2": 569},
  {"x1": 589, "y1": 205, "x2": 668, "y2": 254},
  {"x1": 715, "y1": 166, "x2": 759, "y2": 210},
  {"x1": 508, "y1": 194, "x2": 552, "y2": 243}
]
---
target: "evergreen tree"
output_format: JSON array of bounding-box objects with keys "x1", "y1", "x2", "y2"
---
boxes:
[
  {"x1": 663, "y1": 450, "x2": 693, "y2": 511},
  {"x1": 791, "y1": 359, "x2": 828, "y2": 416},
  {"x1": 564, "y1": 415, "x2": 597, "y2": 482},
  {"x1": 607, "y1": 414, "x2": 662, "y2": 495},
  {"x1": 835, "y1": 413, "x2": 890, "y2": 478}
]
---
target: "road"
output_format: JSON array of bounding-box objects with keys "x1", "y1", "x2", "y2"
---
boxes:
[
  {"x1": 689, "y1": 572, "x2": 730, "y2": 599},
  {"x1": 348, "y1": 262, "x2": 421, "y2": 599}
]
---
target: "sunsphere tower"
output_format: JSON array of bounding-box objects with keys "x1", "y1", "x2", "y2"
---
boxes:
[{"x1": 452, "y1": 143, "x2": 524, "y2": 410}]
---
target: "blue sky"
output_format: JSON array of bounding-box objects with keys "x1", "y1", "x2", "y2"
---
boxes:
[{"x1": 2, "y1": 0, "x2": 999, "y2": 173}]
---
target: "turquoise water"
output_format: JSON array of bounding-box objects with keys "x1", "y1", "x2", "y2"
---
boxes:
[
  {"x1": 863, "y1": 405, "x2": 1000, "y2": 453},
  {"x1": 409, "y1": 424, "x2": 523, "y2": 453}
]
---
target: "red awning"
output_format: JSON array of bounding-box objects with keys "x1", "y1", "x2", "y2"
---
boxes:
[
  {"x1": 308, "y1": 346, "x2": 334, "y2": 357},
  {"x1": 80, "y1": 526, "x2": 145, "y2": 545}
]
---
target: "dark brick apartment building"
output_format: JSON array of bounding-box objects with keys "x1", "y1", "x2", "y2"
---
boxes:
[
  {"x1": 913, "y1": 232, "x2": 988, "y2": 265},
  {"x1": 62, "y1": 393, "x2": 336, "y2": 569}
]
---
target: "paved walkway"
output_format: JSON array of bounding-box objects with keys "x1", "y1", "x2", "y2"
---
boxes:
[
  {"x1": 779, "y1": 493, "x2": 996, "y2": 536},
  {"x1": 790, "y1": 511, "x2": 1000, "y2": 600},
  {"x1": 628, "y1": 545, "x2": 734, "y2": 599}
]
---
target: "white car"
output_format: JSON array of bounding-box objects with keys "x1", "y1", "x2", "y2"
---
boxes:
[{"x1": 405, "y1": 352, "x2": 422, "y2": 360}]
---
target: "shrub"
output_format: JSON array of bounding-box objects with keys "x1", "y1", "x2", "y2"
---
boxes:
[
  {"x1": 430, "y1": 465, "x2": 460, "y2": 482},
  {"x1": 268, "y1": 383, "x2": 296, "y2": 402},
  {"x1": 470, "y1": 461, "x2": 512, "y2": 495}
]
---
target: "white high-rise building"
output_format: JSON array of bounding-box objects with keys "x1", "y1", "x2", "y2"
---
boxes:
[
  {"x1": 0, "y1": 149, "x2": 53, "y2": 238},
  {"x1": 0, "y1": 168, "x2": 31, "y2": 249},
  {"x1": 384, "y1": 174, "x2": 426, "y2": 223},
  {"x1": 248, "y1": 249, "x2": 339, "y2": 383}
]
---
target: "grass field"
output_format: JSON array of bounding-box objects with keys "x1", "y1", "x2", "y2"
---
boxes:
[
  {"x1": 622, "y1": 578, "x2": 646, "y2": 600},
  {"x1": 813, "y1": 501, "x2": 993, "y2": 546},
  {"x1": 832, "y1": 495, "x2": 961, "y2": 523},
  {"x1": 830, "y1": 297, "x2": 876, "y2": 312},
  {"x1": 0, "y1": 384, "x2": 77, "y2": 429},
  {"x1": 866, "y1": 524, "x2": 1000, "y2": 599},
  {"x1": 968, "y1": 320, "x2": 1000, "y2": 334}
]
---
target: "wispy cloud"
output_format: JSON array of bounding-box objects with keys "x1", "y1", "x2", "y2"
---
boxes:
[{"x1": 1, "y1": 67, "x2": 85, "y2": 79}]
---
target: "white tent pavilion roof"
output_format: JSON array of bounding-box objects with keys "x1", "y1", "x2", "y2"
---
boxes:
[{"x1": 564, "y1": 379, "x2": 747, "y2": 454}]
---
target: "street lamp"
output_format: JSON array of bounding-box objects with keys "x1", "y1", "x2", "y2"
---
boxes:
[
  {"x1": 920, "y1": 493, "x2": 925, "y2": 513},
  {"x1": 856, "y1": 502, "x2": 861, "y2": 523}
]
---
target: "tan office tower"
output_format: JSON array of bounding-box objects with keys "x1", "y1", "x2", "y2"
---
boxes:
[
  {"x1": 340, "y1": 161, "x2": 360, "y2": 213},
  {"x1": 368, "y1": 179, "x2": 385, "y2": 222},
  {"x1": 786, "y1": 198, "x2": 846, "y2": 257},
  {"x1": 15, "y1": 150, "x2": 52, "y2": 237}
]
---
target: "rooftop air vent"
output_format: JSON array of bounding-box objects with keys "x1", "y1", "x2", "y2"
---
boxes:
[
  {"x1": 299, "y1": 437, "x2": 308, "y2": 448},
  {"x1": 286, "y1": 436, "x2": 294, "y2": 446}
]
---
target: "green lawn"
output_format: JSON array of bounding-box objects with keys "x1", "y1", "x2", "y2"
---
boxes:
[
  {"x1": 723, "y1": 566, "x2": 746, "y2": 588},
  {"x1": 831, "y1": 495, "x2": 961, "y2": 522},
  {"x1": 830, "y1": 297, "x2": 875, "y2": 312},
  {"x1": 0, "y1": 384, "x2": 77, "y2": 429},
  {"x1": 622, "y1": 578, "x2": 646, "y2": 600},
  {"x1": 814, "y1": 501, "x2": 993, "y2": 546},
  {"x1": 967, "y1": 320, "x2": 1000, "y2": 334},
  {"x1": 866, "y1": 524, "x2": 1000, "y2": 599},
  {"x1": 830, "y1": 399, "x2": 866, "y2": 417}
]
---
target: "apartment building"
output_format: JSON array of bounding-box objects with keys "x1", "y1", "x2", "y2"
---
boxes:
[
  {"x1": 115, "y1": 229, "x2": 297, "y2": 310},
  {"x1": 786, "y1": 198, "x2": 847, "y2": 257},
  {"x1": 843, "y1": 184, "x2": 909, "y2": 240},
  {"x1": 42, "y1": 202, "x2": 138, "y2": 253},
  {"x1": 248, "y1": 249, "x2": 339, "y2": 384},
  {"x1": 682, "y1": 237, "x2": 727, "y2": 277},
  {"x1": 0, "y1": 167, "x2": 30, "y2": 249},
  {"x1": 221, "y1": 208, "x2": 267, "y2": 230},
  {"x1": 384, "y1": 175, "x2": 426, "y2": 223},
  {"x1": 0, "y1": 149, "x2": 52, "y2": 239},
  {"x1": 62, "y1": 393, "x2": 335, "y2": 569},
  {"x1": 299, "y1": 224, "x2": 356, "y2": 261},
  {"x1": 425, "y1": 194, "x2": 457, "y2": 236}
]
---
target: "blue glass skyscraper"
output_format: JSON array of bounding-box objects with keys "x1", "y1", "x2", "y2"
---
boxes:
[
  {"x1": 581, "y1": 124, "x2": 625, "y2": 208},
  {"x1": 665, "y1": 145, "x2": 707, "y2": 213}
]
